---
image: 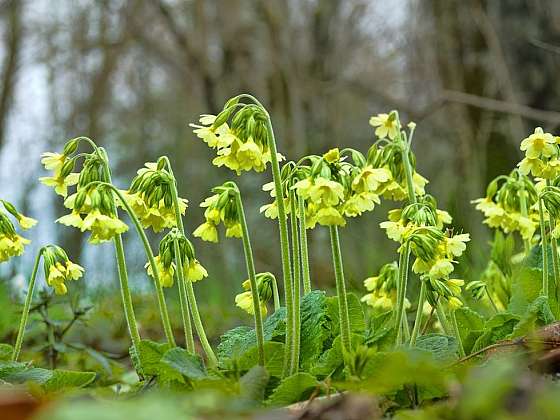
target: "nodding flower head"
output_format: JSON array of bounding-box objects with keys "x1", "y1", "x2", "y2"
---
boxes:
[
  {"x1": 42, "y1": 245, "x2": 84, "y2": 295},
  {"x1": 518, "y1": 127, "x2": 560, "y2": 179},
  {"x1": 194, "y1": 182, "x2": 242, "y2": 243},
  {"x1": 146, "y1": 229, "x2": 208, "y2": 288},
  {"x1": 0, "y1": 200, "x2": 36, "y2": 263},
  {"x1": 123, "y1": 161, "x2": 188, "y2": 233},
  {"x1": 361, "y1": 261, "x2": 409, "y2": 311},
  {"x1": 235, "y1": 272, "x2": 275, "y2": 316},
  {"x1": 190, "y1": 97, "x2": 284, "y2": 175}
]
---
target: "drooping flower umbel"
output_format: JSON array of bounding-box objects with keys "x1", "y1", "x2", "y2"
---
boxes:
[
  {"x1": 0, "y1": 200, "x2": 36, "y2": 263},
  {"x1": 121, "y1": 161, "x2": 188, "y2": 233},
  {"x1": 146, "y1": 228, "x2": 208, "y2": 288},
  {"x1": 41, "y1": 245, "x2": 84, "y2": 295},
  {"x1": 190, "y1": 99, "x2": 284, "y2": 175},
  {"x1": 361, "y1": 261, "x2": 410, "y2": 311},
  {"x1": 235, "y1": 272, "x2": 275, "y2": 316}
]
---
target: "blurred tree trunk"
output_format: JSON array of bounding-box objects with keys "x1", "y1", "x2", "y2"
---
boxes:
[{"x1": 0, "y1": 0, "x2": 22, "y2": 151}]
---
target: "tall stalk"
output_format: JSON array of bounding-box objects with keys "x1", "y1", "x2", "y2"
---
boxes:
[
  {"x1": 436, "y1": 300, "x2": 452, "y2": 335},
  {"x1": 298, "y1": 195, "x2": 312, "y2": 295},
  {"x1": 539, "y1": 197, "x2": 550, "y2": 297},
  {"x1": 162, "y1": 157, "x2": 216, "y2": 364},
  {"x1": 98, "y1": 149, "x2": 142, "y2": 357},
  {"x1": 93, "y1": 183, "x2": 176, "y2": 347},
  {"x1": 450, "y1": 309, "x2": 466, "y2": 358},
  {"x1": 545, "y1": 181, "x2": 560, "y2": 290},
  {"x1": 329, "y1": 226, "x2": 352, "y2": 356},
  {"x1": 234, "y1": 190, "x2": 265, "y2": 366},
  {"x1": 12, "y1": 249, "x2": 44, "y2": 361},
  {"x1": 395, "y1": 244, "x2": 410, "y2": 346},
  {"x1": 518, "y1": 187, "x2": 532, "y2": 255},
  {"x1": 289, "y1": 190, "x2": 302, "y2": 374},
  {"x1": 409, "y1": 281, "x2": 426, "y2": 346},
  {"x1": 173, "y1": 239, "x2": 195, "y2": 353}
]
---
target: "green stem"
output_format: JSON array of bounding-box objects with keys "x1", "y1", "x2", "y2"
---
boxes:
[
  {"x1": 235, "y1": 190, "x2": 265, "y2": 366},
  {"x1": 550, "y1": 222, "x2": 560, "y2": 291},
  {"x1": 409, "y1": 280, "x2": 427, "y2": 346},
  {"x1": 98, "y1": 183, "x2": 176, "y2": 347},
  {"x1": 298, "y1": 195, "x2": 311, "y2": 295},
  {"x1": 289, "y1": 191, "x2": 301, "y2": 374},
  {"x1": 271, "y1": 275, "x2": 280, "y2": 312},
  {"x1": 163, "y1": 157, "x2": 217, "y2": 363},
  {"x1": 12, "y1": 249, "x2": 44, "y2": 361},
  {"x1": 264, "y1": 117, "x2": 294, "y2": 377},
  {"x1": 395, "y1": 245, "x2": 410, "y2": 346},
  {"x1": 329, "y1": 226, "x2": 352, "y2": 356},
  {"x1": 539, "y1": 197, "x2": 549, "y2": 297},
  {"x1": 450, "y1": 309, "x2": 466, "y2": 357},
  {"x1": 436, "y1": 301, "x2": 452, "y2": 335},
  {"x1": 486, "y1": 289, "x2": 499, "y2": 313},
  {"x1": 185, "y1": 280, "x2": 218, "y2": 367},
  {"x1": 98, "y1": 150, "x2": 142, "y2": 359},
  {"x1": 518, "y1": 187, "x2": 532, "y2": 254},
  {"x1": 174, "y1": 239, "x2": 195, "y2": 353}
]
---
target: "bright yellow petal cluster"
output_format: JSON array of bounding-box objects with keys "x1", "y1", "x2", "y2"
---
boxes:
[
  {"x1": 47, "y1": 261, "x2": 84, "y2": 295},
  {"x1": 369, "y1": 113, "x2": 398, "y2": 140},
  {"x1": 518, "y1": 127, "x2": 560, "y2": 179},
  {"x1": 473, "y1": 197, "x2": 537, "y2": 240},
  {"x1": 0, "y1": 234, "x2": 30, "y2": 262}
]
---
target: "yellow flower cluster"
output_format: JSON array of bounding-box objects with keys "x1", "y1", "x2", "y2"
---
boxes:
[
  {"x1": 123, "y1": 162, "x2": 188, "y2": 233},
  {"x1": 194, "y1": 191, "x2": 242, "y2": 242},
  {"x1": 46, "y1": 261, "x2": 84, "y2": 295},
  {"x1": 361, "y1": 262, "x2": 410, "y2": 311},
  {"x1": 40, "y1": 152, "x2": 79, "y2": 197},
  {"x1": 518, "y1": 127, "x2": 560, "y2": 179},
  {"x1": 235, "y1": 273, "x2": 274, "y2": 317},
  {"x1": 473, "y1": 198, "x2": 537, "y2": 241},
  {"x1": 58, "y1": 190, "x2": 129, "y2": 244},
  {"x1": 0, "y1": 200, "x2": 36, "y2": 263},
  {"x1": 190, "y1": 114, "x2": 283, "y2": 175}
]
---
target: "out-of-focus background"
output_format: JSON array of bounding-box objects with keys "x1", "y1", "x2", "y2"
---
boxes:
[{"x1": 0, "y1": 0, "x2": 560, "y2": 346}]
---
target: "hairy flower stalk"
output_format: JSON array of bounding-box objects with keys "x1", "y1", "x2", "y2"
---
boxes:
[
  {"x1": 173, "y1": 238, "x2": 195, "y2": 353},
  {"x1": 298, "y1": 194, "x2": 312, "y2": 295},
  {"x1": 12, "y1": 245, "x2": 84, "y2": 361},
  {"x1": 42, "y1": 139, "x2": 143, "y2": 361},
  {"x1": 289, "y1": 189, "x2": 302, "y2": 373},
  {"x1": 88, "y1": 182, "x2": 176, "y2": 347},
  {"x1": 539, "y1": 198, "x2": 550, "y2": 297},
  {"x1": 159, "y1": 157, "x2": 217, "y2": 365},
  {"x1": 330, "y1": 225, "x2": 352, "y2": 356},
  {"x1": 191, "y1": 94, "x2": 293, "y2": 375},
  {"x1": 450, "y1": 309, "x2": 466, "y2": 358},
  {"x1": 518, "y1": 187, "x2": 532, "y2": 254}
]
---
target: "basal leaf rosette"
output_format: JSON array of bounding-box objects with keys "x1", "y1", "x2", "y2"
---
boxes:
[{"x1": 0, "y1": 200, "x2": 36, "y2": 263}]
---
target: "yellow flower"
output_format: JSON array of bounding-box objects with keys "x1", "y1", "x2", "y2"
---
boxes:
[
  {"x1": 186, "y1": 259, "x2": 208, "y2": 282},
  {"x1": 323, "y1": 148, "x2": 340, "y2": 163},
  {"x1": 66, "y1": 261, "x2": 85, "y2": 280},
  {"x1": 520, "y1": 127, "x2": 556, "y2": 159},
  {"x1": 316, "y1": 207, "x2": 346, "y2": 227},
  {"x1": 235, "y1": 137, "x2": 264, "y2": 172},
  {"x1": 369, "y1": 113, "x2": 398, "y2": 139},
  {"x1": 235, "y1": 291, "x2": 267, "y2": 316},
  {"x1": 447, "y1": 296, "x2": 463, "y2": 310},
  {"x1": 146, "y1": 256, "x2": 175, "y2": 288},
  {"x1": 446, "y1": 233, "x2": 470, "y2": 257},
  {"x1": 56, "y1": 211, "x2": 84, "y2": 229},
  {"x1": 47, "y1": 264, "x2": 66, "y2": 288},
  {"x1": 81, "y1": 210, "x2": 129, "y2": 243},
  {"x1": 259, "y1": 202, "x2": 278, "y2": 219},
  {"x1": 225, "y1": 222, "x2": 242, "y2": 238},
  {"x1": 193, "y1": 222, "x2": 219, "y2": 242},
  {"x1": 204, "y1": 207, "x2": 222, "y2": 225},
  {"x1": 342, "y1": 192, "x2": 379, "y2": 217},
  {"x1": 309, "y1": 178, "x2": 345, "y2": 207},
  {"x1": 41, "y1": 152, "x2": 66, "y2": 174},
  {"x1": 0, "y1": 234, "x2": 29, "y2": 262},
  {"x1": 518, "y1": 157, "x2": 544, "y2": 176},
  {"x1": 447, "y1": 278, "x2": 464, "y2": 296},
  {"x1": 428, "y1": 259, "x2": 454, "y2": 280},
  {"x1": 380, "y1": 220, "x2": 405, "y2": 242},
  {"x1": 17, "y1": 215, "x2": 37, "y2": 230},
  {"x1": 293, "y1": 178, "x2": 314, "y2": 199},
  {"x1": 352, "y1": 166, "x2": 391, "y2": 193},
  {"x1": 39, "y1": 173, "x2": 79, "y2": 197}
]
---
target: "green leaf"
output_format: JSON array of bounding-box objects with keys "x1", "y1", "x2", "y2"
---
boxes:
[
  {"x1": 326, "y1": 292, "x2": 366, "y2": 338},
  {"x1": 237, "y1": 342, "x2": 285, "y2": 377},
  {"x1": 311, "y1": 334, "x2": 363, "y2": 378},
  {"x1": 134, "y1": 340, "x2": 183, "y2": 383},
  {"x1": 510, "y1": 296, "x2": 555, "y2": 339},
  {"x1": 239, "y1": 365, "x2": 269, "y2": 402},
  {"x1": 415, "y1": 334, "x2": 458, "y2": 364},
  {"x1": 299, "y1": 290, "x2": 330, "y2": 370},
  {"x1": 454, "y1": 307, "x2": 485, "y2": 354},
  {"x1": 0, "y1": 344, "x2": 13, "y2": 361},
  {"x1": 42, "y1": 370, "x2": 96, "y2": 392},
  {"x1": 266, "y1": 372, "x2": 319, "y2": 407},
  {"x1": 472, "y1": 313, "x2": 520, "y2": 352},
  {"x1": 161, "y1": 347, "x2": 207, "y2": 380},
  {"x1": 217, "y1": 308, "x2": 286, "y2": 363}
]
